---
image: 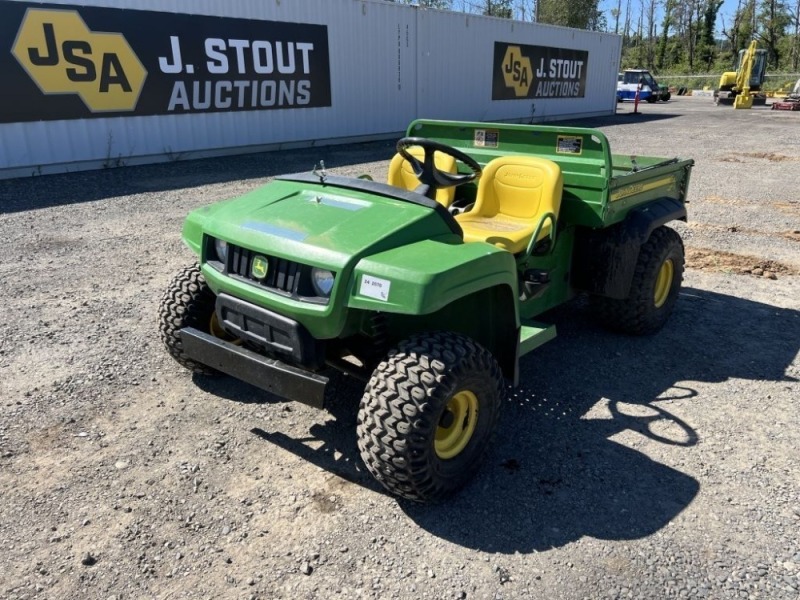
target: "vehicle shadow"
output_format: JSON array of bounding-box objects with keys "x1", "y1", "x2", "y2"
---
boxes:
[
  {"x1": 191, "y1": 372, "x2": 288, "y2": 405},
  {"x1": 0, "y1": 139, "x2": 397, "y2": 214},
  {"x1": 249, "y1": 377, "x2": 386, "y2": 495},
  {"x1": 401, "y1": 287, "x2": 798, "y2": 552},
  {"x1": 248, "y1": 286, "x2": 798, "y2": 552}
]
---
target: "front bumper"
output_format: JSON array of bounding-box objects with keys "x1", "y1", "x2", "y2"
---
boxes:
[
  {"x1": 215, "y1": 293, "x2": 325, "y2": 367},
  {"x1": 180, "y1": 327, "x2": 329, "y2": 408}
]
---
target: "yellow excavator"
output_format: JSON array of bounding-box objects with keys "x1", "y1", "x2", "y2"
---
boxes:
[{"x1": 714, "y1": 41, "x2": 768, "y2": 109}]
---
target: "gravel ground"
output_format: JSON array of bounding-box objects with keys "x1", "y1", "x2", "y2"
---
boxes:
[{"x1": 1, "y1": 98, "x2": 798, "y2": 600}]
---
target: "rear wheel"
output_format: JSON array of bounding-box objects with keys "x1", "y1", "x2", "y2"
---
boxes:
[
  {"x1": 159, "y1": 263, "x2": 237, "y2": 375},
  {"x1": 357, "y1": 332, "x2": 504, "y2": 502},
  {"x1": 592, "y1": 226, "x2": 684, "y2": 335}
]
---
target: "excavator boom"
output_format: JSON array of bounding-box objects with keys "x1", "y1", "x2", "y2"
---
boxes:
[
  {"x1": 733, "y1": 41, "x2": 756, "y2": 109},
  {"x1": 714, "y1": 40, "x2": 768, "y2": 108}
]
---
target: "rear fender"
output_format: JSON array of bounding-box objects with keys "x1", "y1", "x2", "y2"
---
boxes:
[{"x1": 572, "y1": 198, "x2": 686, "y2": 299}]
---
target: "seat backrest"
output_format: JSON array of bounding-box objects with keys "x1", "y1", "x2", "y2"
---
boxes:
[
  {"x1": 473, "y1": 155, "x2": 563, "y2": 221},
  {"x1": 387, "y1": 147, "x2": 457, "y2": 207}
]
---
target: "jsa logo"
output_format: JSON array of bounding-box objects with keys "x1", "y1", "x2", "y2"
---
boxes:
[
  {"x1": 501, "y1": 45, "x2": 532, "y2": 97},
  {"x1": 12, "y1": 9, "x2": 147, "y2": 112}
]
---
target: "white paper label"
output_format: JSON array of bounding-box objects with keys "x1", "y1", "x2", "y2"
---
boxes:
[{"x1": 359, "y1": 274, "x2": 391, "y2": 301}]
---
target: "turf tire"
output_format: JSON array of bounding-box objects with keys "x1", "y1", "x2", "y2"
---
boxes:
[
  {"x1": 592, "y1": 226, "x2": 684, "y2": 335},
  {"x1": 357, "y1": 332, "x2": 504, "y2": 503},
  {"x1": 159, "y1": 263, "x2": 221, "y2": 375}
]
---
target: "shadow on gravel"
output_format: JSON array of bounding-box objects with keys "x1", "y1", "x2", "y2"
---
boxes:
[
  {"x1": 1, "y1": 111, "x2": 690, "y2": 214},
  {"x1": 0, "y1": 140, "x2": 396, "y2": 214},
  {"x1": 194, "y1": 371, "x2": 389, "y2": 494},
  {"x1": 251, "y1": 424, "x2": 386, "y2": 496},
  {"x1": 580, "y1": 110, "x2": 684, "y2": 126},
  {"x1": 250, "y1": 377, "x2": 389, "y2": 496},
  {"x1": 217, "y1": 286, "x2": 798, "y2": 553},
  {"x1": 0, "y1": 108, "x2": 695, "y2": 216},
  {"x1": 401, "y1": 287, "x2": 798, "y2": 552},
  {"x1": 191, "y1": 373, "x2": 289, "y2": 405}
]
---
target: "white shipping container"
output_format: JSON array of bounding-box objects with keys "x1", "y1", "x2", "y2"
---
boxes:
[{"x1": 0, "y1": 0, "x2": 621, "y2": 178}]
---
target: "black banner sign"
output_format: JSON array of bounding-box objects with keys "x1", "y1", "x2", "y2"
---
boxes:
[
  {"x1": 0, "y1": 2, "x2": 332, "y2": 123},
  {"x1": 492, "y1": 42, "x2": 588, "y2": 100}
]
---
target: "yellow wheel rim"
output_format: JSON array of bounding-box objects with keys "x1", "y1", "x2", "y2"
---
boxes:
[
  {"x1": 435, "y1": 390, "x2": 479, "y2": 460},
  {"x1": 209, "y1": 312, "x2": 241, "y2": 345},
  {"x1": 654, "y1": 258, "x2": 674, "y2": 308}
]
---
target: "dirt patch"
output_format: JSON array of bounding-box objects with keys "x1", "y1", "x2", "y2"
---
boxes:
[
  {"x1": 686, "y1": 247, "x2": 799, "y2": 278},
  {"x1": 701, "y1": 194, "x2": 745, "y2": 205},
  {"x1": 689, "y1": 222, "x2": 800, "y2": 241},
  {"x1": 688, "y1": 222, "x2": 753, "y2": 234},
  {"x1": 773, "y1": 201, "x2": 800, "y2": 218},
  {"x1": 701, "y1": 196, "x2": 799, "y2": 217},
  {"x1": 719, "y1": 152, "x2": 798, "y2": 163}
]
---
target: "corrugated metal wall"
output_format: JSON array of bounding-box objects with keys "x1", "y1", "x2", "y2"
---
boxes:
[
  {"x1": 0, "y1": 0, "x2": 621, "y2": 178},
  {"x1": 415, "y1": 10, "x2": 620, "y2": 122}
]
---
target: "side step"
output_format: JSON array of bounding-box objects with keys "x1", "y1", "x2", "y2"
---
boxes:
[{"x1": 518, "y1": 320, "x2": 557, "y2": 357}]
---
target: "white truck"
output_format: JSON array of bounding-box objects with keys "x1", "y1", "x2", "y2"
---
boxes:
[{"x1": 617, "y1": 69, "x2": 671, "y2": 103}]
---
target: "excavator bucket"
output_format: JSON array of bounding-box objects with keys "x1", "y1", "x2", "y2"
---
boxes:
[{"x1": 734, "y1": 94, "x2": 754, "y2": 109}]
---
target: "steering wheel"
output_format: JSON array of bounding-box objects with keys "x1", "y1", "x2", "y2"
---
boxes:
[{"x1": 396, "y1": 137, "x2": 482, "y2": 198}]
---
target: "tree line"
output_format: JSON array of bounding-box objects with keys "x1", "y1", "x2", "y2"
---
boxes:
[{"x1": 387, "y1": 0, "x2": 800, "y2": 73}]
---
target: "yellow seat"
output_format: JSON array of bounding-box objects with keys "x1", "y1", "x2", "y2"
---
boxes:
[
  {"x1": 387, "y1": 147, "x2": 457, "y2": 207},
  {"x1": 455, "y1": 155, "x2": 563, "y2": 254}
]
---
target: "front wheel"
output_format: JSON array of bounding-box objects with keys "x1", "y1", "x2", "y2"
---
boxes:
[
  {"x1": 159, "y1": 263, "x2": 236, "y2": 375},
  {"x1": 357, "y1": 332, "x2": 504, "y2": 502},
  {"x1": 592, "y1": 226, "x2": 684, "y2": 335}
]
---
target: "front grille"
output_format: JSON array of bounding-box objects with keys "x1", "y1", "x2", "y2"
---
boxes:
[
  {"x1": 206, "y1": 236, "x2": 332, "y2": 304},
  {"x1": 228, "y1": 244, "x2": 301, "y2": 294}
]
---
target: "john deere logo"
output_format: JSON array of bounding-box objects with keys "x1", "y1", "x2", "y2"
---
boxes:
[
  {"x1": 501, "y1": 45, "x2": 532, "y2": 98},
  {"x1": 12, "y1": 8, "x2": 147, "y2": 112},
  {"x1": 251, "y1": 256, "x2": 269, "y2": 280}
]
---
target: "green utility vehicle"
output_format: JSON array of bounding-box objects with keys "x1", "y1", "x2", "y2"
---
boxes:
[{"x1": 159, "y1": 119, "x2": 694, "y2": 502}]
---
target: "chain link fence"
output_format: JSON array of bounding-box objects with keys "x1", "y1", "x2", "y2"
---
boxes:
[{"x1": 656, "y1": 73, "x2": 800, "y2": 93}]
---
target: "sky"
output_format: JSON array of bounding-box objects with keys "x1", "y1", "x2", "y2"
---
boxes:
[
  {"x1": 450, "y1": 0, "x2": 742, "y2": 35},
  {"x1": 597, "y1": 0, "x2": 739, "y2": 36}
]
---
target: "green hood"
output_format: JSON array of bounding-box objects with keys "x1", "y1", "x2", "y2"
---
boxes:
[{"x1": 185, "y1": 177, "x2": 460, "y2": 269}]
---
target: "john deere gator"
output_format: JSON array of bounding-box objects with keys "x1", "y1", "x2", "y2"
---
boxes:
[{"x1": 159, "y1": 119, "x2": 694, "y2": 502}]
